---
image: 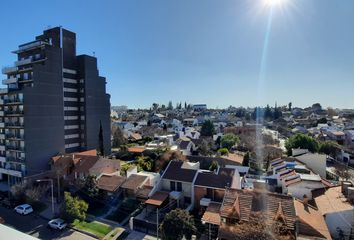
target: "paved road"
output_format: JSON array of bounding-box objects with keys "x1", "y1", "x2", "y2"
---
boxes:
[{"x1": 0, "y1": 206, "x2": 96, "y2": 240}]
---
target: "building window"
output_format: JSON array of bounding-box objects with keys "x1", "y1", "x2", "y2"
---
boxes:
[
  {"x1": 184, "y1": 197, "x2": 191, "y2": 204},
  {"x1": 170, "y1": 181, "x2": 176, "y2": 191},
  {"x1": 177, "y1": 182, "x2": 182, "y2": 191}
]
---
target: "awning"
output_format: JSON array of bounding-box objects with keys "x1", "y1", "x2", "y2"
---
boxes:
[{"x1": 145, "y1": 191, "x2": 169, "y2": 207}]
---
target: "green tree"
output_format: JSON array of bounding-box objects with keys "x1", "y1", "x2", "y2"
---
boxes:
[
  {"x1": 61, "y1": 192, "x2": 88, "y2": 222},
  {"x1": 160, "y1": 209, "x2": 196, "y2": 240},
  {"x1": 243, "y1": 151, "x2": 250, "y2": 167},
  {"x1": 112, "y1": 126, "x2": 127, "y2": 148},
  {"x1": 209, "y1": 160, "x2": 219, "y2": 171},
  {"x1": 84, "y1": 175, "x2": 99, "y2": 198},
  {"x1": 137, "y1": 156, "x2": 154, "y2": 171},
  {"x1": 197, "y1": 138, "x2": 213, "y2": 156},
  {"x1": 98, "y1": 121, "x2": 104, "y2": 156},
  {"x1": 168, "y1": 101, "x2": 173, "y2": 110},
  {"x1": 221, "y1": 133, "x2": 240, "y2": 150},
  {"x1": 218, "y1": 148, "x2": 229, "y2": 156},
  {"x1": 319, "y1": 141, "x2": 340, "y2": 157},
  {"x1": 200, "y1": 120, "x2": 215, "y2": 137},
  {"x1": 285, "y1": 134, "x2": 320, "y2": 155},
  {"x1": 288, "y1": 102, "x2": 292, "y2": 112}
]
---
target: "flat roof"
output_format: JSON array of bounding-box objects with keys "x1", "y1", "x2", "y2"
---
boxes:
[
  {"x1": 145, "y1": 191, "x2": 169, "y2": 207},
  {"x1": 0, "y1": 224, "x2": 39, "y2": 239}
]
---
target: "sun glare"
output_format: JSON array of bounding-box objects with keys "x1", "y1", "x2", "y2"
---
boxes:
[{"x1": 264, "y1": 0, "x2": 284, "y2": 7}]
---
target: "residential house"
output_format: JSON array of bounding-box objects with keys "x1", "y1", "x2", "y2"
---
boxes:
[
  {"x1": 294, "y1": 199, "x2": 332, "y2": 240},
  {"x1": 313, "y1": 185, "x2": 354, "y2": 239},
  {"x1": 96, "y1": 174, "x2": 126, "y2": 195},
  {"x1": 194, "y1": 168, "x2": 240, "y2": 210},
  {"x1": 176, "y1": 138, "x2": 195, "y2": 156},
  {"x1": 293, "y1": 151, "x2": 327, "y2": 178},
  {"x1": 156, "y1": 160, "x2": 199, "y2": 209}
]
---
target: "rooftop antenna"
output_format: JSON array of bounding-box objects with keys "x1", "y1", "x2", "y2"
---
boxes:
[{"x1": 93, "y1": 51, "x2": 96, "y2": 57}]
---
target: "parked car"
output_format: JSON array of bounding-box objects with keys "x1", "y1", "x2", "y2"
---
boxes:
[
  {"x1": 14, "y1": 204, "x2": 33, "y2": 215},
  {"x1": 0, "y1": 198, "x2": 13, "y2": 209},
  {"x1": 48, "y1": 218, "x2": 67, "y2": 230}
]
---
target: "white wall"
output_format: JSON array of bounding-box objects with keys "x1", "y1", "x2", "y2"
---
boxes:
[{"x1": 325, "y1": 210, "x2": 354, "y2": 239}]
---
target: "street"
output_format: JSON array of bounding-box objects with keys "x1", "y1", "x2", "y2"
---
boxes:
[{"x1": 0, "y1": 206, "x2": 96, "y2": 240}]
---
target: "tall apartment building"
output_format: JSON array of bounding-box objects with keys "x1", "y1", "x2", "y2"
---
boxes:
[{"x1": 0, "y1": 27, "x2": 111, "y2": 184}]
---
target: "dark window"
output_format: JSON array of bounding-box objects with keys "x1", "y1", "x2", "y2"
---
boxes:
[
  {"x1": 184, "y1": 196, "x2": 191, "y2": 204},
  {"x1": 170, "y1": 181, "x2": 176, "y2": 191},
  {"x1": 177, "y1": 182, "x2": 182, "y2": 191}
]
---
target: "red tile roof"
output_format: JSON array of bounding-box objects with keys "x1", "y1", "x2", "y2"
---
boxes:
[{"x1": 96, "y1": 175, "x2": 126, "y2": 192}]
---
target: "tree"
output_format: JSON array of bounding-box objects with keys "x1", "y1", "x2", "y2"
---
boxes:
[
  {"x1": 285, "y1": 134, "x2": 320, "y2": 155},
  {"x1": 319, "y1": 141, "x2": 340, "y2": 157},
  {"x1": 209, "y1": 160, "x2": 219, "y2": 171},
  {"x1": 61, "y1": 192, "x2": 88, "y2": 222},
  {"x1": 288, "y1": 102, "x2": 292, "y2": 112},
  {"x1": 152, "y1": 103, "x2": 159, "y2": 111},
  {"x1": 264, "y1": 104, "x2": 272, "y2": 120},
  {"x1": 84, "y1": 175, "x2": 99, "y2": 198},
  {"x1": 218, "y1": 148, "x2": 229, "y2": 156},
  {"x1": 317, "y1": 117, "x2": 327, "y2": 124},
  {"x1": 201, "y1": 120, "x2": 215, "y2": 137},
  {"x1": 160, "y1": 209, "x2": 196, "y2": 240},
  {"x1": 112, "y1": 126, "x2": 127, "y2": 148},
  {"x1": 221, "y1": 133, "x2": 240, "y2": 150},
  {"x1": 98, "y1": 121, "x2": 104, "y2": 156},
  {"x1": 197, "y1": 138, "x2": 213, "y2": 156},
  {"x1": 137, "y1": 156, "x2": 154, "y2": 171},
  {"x1": 168, "y1": 101, "x2": 173, "y2": 110},
  {"x1": 243, "y1": 151, "x2": 250, "y2": 167},
  {"x1": 184, "y1": 102, "x2": 187, "y2": 109},
  {"x1": 327, "y1": 107, "x2": 337, "y2": 117}
]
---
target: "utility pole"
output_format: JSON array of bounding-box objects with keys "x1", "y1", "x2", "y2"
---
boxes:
[{"x1": 156, "y1": 208, "x2": 159, "y2": 240}]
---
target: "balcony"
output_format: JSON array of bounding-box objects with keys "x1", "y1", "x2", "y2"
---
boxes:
[
  {"x1": 5, "y1": 134, "x2": 24, "y2": 140},
  {"x1": 0, "y1": 99, "x2": 3, "y2": 105},
  {"x1": 0, "y1": 167, "x2": 22, "y2": 178},
  {"x1": 5, "y1": 122, "x2": 24, "y2": 128},
  {"x1": 4, "y1": 98, "x2": 23, "y2": 105},
  {"x1": 0, "y1": 134, "x2": 4, "y2": 140},
  {"x1": 0, "y1": 111, "x2": 3, "y2": 117},
  {"x1": 6, "y1": 156, "x2": 25, "y2": 163},
  {"x1": 15, "y1": 58, "x2": 32, "y2": 67},
  {"x1": 0, "y1": 89, "x2": 8, "y2": 95},
  {"x1": 5, "y1": 110, "x2": 24, "y2": 116},
  {"x1": 13, "y1": 40, "x2": 49, "y2": 54},
  {"x1": 0, "y1": 155, "x2": 5, "y2": 162},
  {"x1": 6, "y1": 145, "x2": 25, "y2": 152},
  {"x1": 0, "y1": 123, "x2": 4, "y2": 128},
  {"x1": 0, "y1": 145, "x2": 5, "y2": 151},
  {"x1": 2, "y1": 77, "x2": 18, "y2": 85},
  {"x1": 2, "y1": 66, "x2": 18, "y2": 74}
]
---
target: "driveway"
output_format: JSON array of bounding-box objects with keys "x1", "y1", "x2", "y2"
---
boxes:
[{"x1": 0, "y1": 206, "x2": 96, "y2": 240}]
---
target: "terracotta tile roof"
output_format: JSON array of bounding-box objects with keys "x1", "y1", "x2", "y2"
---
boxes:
[
  {"x1": 279, "y1": 169, "x2": 297, "y2": 180},
  {"x1": 96, "y1": 175, "x2": 126, "y2": 192},
  {"x1": 221, "y1": 153, "x2": 244, "y2": 165},
  {"x1": 145, "y1": 191, "x2": 169, "y2": 206},
  {"x1": 89, "y1": 158, "x2": 120, "y2": 176},
  {"x1": 121, "y1": 174, "x2": 148, "y2": 191},
  {"x1": 314, "y1": 186, "x2": 354, "y2": 215},
  {"x1": 127, "y1": 147, "x2": 146, "y2": 153},
  {"x1": 162, "y1": 160, "x2": 198, "y2": 183},
  {"x1": 201, "y1": 202, "x2": 222, "y2": 226},
  {"x1": 73, "y1": 155, "x2": 99, "y2": 174},
  {"x1": 220, "y1": 189, "x2": 296, "y2": 230},
  {"x1": 294, "y1": 199, "x2": 332, "y2": 240}
]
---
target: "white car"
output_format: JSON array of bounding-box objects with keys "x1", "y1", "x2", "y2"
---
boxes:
[
  {"x1": 48, "y1": 218, "x2": 67, "y2": 230},
  {"x1": 14, "y1": 204, "x2": 33, "y2": 215}
]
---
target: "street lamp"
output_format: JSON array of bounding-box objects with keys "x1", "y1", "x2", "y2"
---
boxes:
[{"x1": 36, "y1": 179, "x2": 54, "y2": 217}]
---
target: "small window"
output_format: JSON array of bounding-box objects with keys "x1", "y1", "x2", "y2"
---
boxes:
[
  {"x1": 170, "y1": 181, "x2": 176, "y2": 191},
  {"x1": 177, "y1": 182, "x2": 182, "y2": 191}
]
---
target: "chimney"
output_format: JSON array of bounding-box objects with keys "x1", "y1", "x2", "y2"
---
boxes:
[
  {"x1": 303, "y1": 194, "x2": 309, "y2": 205},
  {"x1": 342, "y1": 181, "x2": 352, "y2": 195}
]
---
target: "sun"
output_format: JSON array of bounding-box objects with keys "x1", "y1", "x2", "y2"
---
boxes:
[{"x1": 264, "y1": 0, "x2": 285, "y2": 6}]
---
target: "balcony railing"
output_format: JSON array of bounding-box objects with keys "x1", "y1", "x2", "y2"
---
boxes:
[
  {"x1": 4, "y1": 99, "x2": 23, "y2": 105},
  {"x1": 6, "y1": 145, "x2": 25, "y2": 151},
  {"x1": 0, "y1": 89, "x2": 8, "y2": 95},
  {"x1": 6, "y1": 156, "x2": 25, "y2": 162},
  {"x1": 5, "y1": 122, "x2": 24, "y2": 128},
  {"x1": 5, "y1": 110, "x2": 24, "y2": 115},
  {"x1": 1, "y1": 66, "x2": 18, "y2": 74},
  {"x1": 2, "y1": 77, "x2": 18, "y2": 85},
  {"x1": 0, "y1": 167, "x2": 22, "y2": 177},
  {"x1": 16, "y1": 40, "x2": 48, "y2": 53},
  {"x1": 15, "y1": 58, "x2": 32, "y2": 66},
  {"x1": 5, "y1": 134, "x2": 24, "y2": 140}
]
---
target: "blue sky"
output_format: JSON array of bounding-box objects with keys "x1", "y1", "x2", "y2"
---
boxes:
[{"x1": 1, "y1": 0, "x2": 354, "y2": 109}]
